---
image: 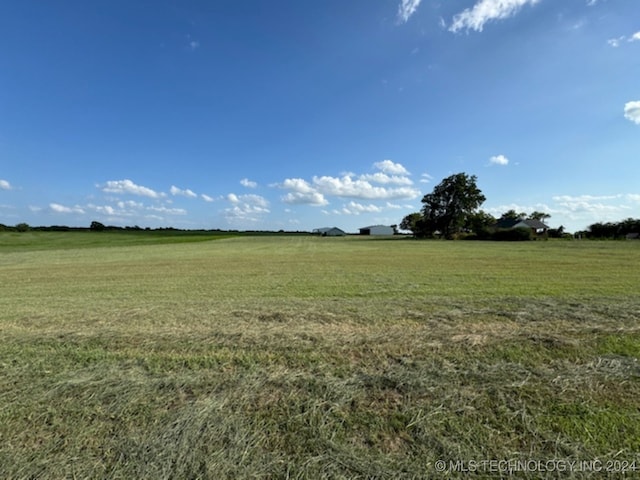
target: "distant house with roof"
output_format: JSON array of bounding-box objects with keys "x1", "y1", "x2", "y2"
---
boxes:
[
  {"x1": 495, "y1": 218, "x2": 549, "y2": 238},
  {"x1": 359, "y1": 225, "x2": 395, "y2": 236},
  {"x1": 313, "y1": 227, "x2": 346, "y2": 237}
]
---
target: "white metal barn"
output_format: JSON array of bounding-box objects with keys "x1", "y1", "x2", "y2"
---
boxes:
[
  {"x1": 313, "y1": 227, "x2": 347, "y2": 236},
  {"x1": 359, "y1": 225, "x2": 394, "y2": 236}
]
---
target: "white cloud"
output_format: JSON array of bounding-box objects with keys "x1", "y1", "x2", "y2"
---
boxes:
[
  {"x1": 147, "y1": 205, "x2": 187, "y2": 215},
  {"x1": 227, "y1": 193, "x2": 269, "y2": 210},
  {"x1": 385, "y1": 202, "x2": 403, "y2": 209},
  {"x1": 312, "y1": 175, "x2": 419, "y2": 200},
  {"x1": 49, "y1": 203, "x2": 85, "y2": 214},
  {"x1": 88, "y1": 204, "x2": 119, "y2": 216},
  {"x1": 450, "y1": 0, "x2": 541, "y2": 33},
  {"x1": 530, "y1": 194, "x2": 637, "y2": 230},
  {"x1": 281, "y1": 178, "x2": 316, "y2": 194},
  {"x1": 397, "y1": 0, "x2": 422, "y2": 24},
  {"x1": 553, "y1": 200, "x2": 629, "y2": 215},
  {"x1": 282, "y1": 191, "x2": 329, "y2": 206},
  {"x1": 102, "y1": 179, "x2": 162, "y2": 198},
  {"x1": 279, "y1": 178, "x2": 329, "y2": 206},
  {"x1": 374, "y1": 159, "x2": 410, "y2": 175},
  {"x1": 608, "y1": 32, "x2": 640, "y2": 47},
  {"x1": 278, "y1": 163, "x2": 419, "y2": 206},
  {"x1": 340, "y1": 201, "x2": 383, "y2": 215},
  {"x1": 224, "y1": 193, "x2": 270, "y2": 223},
  {"x1": 0, "y1": 179, "x2": 12, "y2": 190},
  {"x1": 170, "y1": 185, "x2": 197, "y2": 198},
  {"x1": 552, "y1": 194, "x2": 621, "y2": 202},
  {"x1": 117, "y1": 200, "x2": 144, "y2": 209},
  {"x1": 201, "y1": 194, "x2": 215, "y2": 202},
  {"x1": 489, "y1": 154, "x2": 509, "y2": 166},
  {"x1": 360, "y1": 172, "x2": 413, "y2": 186},
  {"x1": 240, "y1": 178, "x2": 258, "y2": 188},
  {"x1": 420, "y1": 173, "x2": 433, "y2": 184},
  {"x1": 624, "y1": 101, "x2": 640, "y2": 125},
  {"x1": 608, "y1": 37, "x2": 623, "y2": 48}
]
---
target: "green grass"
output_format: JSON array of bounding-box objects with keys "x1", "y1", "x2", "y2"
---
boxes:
[
  {"x1": 1, "y1": 235, "x2": 639, "y2": 478},
  {"x1": 0, "y1": 230, "x2": 238, "y2": 252}
]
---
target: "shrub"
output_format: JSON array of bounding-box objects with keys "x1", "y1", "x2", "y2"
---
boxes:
[{"x1": 492, "y1": 227, "x2": 532, "y2": 241}]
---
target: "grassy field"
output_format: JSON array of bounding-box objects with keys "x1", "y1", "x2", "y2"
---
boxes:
[{"x1": 1, "y1": 232, "x2": 639, "y2": 479}]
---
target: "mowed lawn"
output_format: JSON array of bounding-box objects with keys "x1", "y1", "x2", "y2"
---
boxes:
[{"x1": 1, "y1": 233, "x2": 639, "y2": 479}]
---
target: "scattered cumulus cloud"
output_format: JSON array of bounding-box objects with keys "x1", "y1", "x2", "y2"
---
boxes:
[
  {"x1": 117, "y1": 200, "x2": 143, "y2": 209},
  {"x1": 608, "y1": 37, "x2": 624, "y2": 48},
  {"x1": 312, "y1": 175, "x2": 418, "y2": 200},
  {"x1": 489, "y1": 154, "x2": 509, "y2": 166},
  {"x1": 102, "y1": 179, "x2": 162, "y2": 198},
  {"x1": 397, "y1": 0, "x2": 422, "y2": 24},
  {"x1": 420, "y1": 173, "x2": 433, "y2": 184},
  {"x1": 201, "y1": 194, "x2": 215, "y2": 202},
  {"x1": 282, "y1": 191, "x2": 329, "y2": 206},
  {"x1": 0, "y1": 179, "x2": 12, "y2": 190},
  {"x1": 240, "y1": 178, "x2": 258, "y2": 188},
  {"x1": 449, "y1": 0, "x2": 541, "y2": 33},
  {"x1": 552, "y1": 194, "x2": 621, "y2": 202},
  {"x1": 608, "y1": 31, "x2": 640, "y2": 47},
  {"x1": 359, "y1": 172, "x2": 413, "y2": 186},
  {"x1": 49, "y1": 203, "x2": 85, "y2": 214},
  {"x1": 374, "y1": 159, "x2": 410, "y2": 176},
  {"x1": 228, "y1": 193, "x2": 269, "y2": 210},
  {"x1": 147, "y1": 206, "x2": 187, "y2": 215},
  {"x1": 340, "y1": 201, "x2": 383, "y2": 215},
  {"x1": 278, "y1": 161, "x2": 419, "y2": 206},
  {"x1": 224, "y1": 193, "x2": 270, "y2": 223},
  {"x1": 624, "y1": 101, "x2": 640, "y2": 125},
  {"x1": 170, "y1": 185, "x2": 197, "y2": 198}
]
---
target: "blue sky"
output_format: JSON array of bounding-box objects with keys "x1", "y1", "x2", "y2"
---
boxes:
[{"x1": 1, "y1": 0, "x2": 639, "y2": 233}]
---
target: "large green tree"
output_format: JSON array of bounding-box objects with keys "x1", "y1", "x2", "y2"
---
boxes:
[{"x1": 419, "y1": 173, "x2": 486, "y2": 239}]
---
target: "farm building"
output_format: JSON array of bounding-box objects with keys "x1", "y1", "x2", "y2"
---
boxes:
[
  {"x1": 359, "y1": 225, "x2": 395, "y2": 236},
  {"x1": 495, "y1": 218, "x2": 549, "y2": 238},
  {"x1": 313, "y1": 227, "x2": 346, "y2": 237}
]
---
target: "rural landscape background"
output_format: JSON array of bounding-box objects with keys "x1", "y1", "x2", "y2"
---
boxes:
[
  {"x1": 1, "y1": 230, "x2": 639, "y2": 478},
  {"x1": 2, "y1": 0, "x2": 639, "y2": 477}
]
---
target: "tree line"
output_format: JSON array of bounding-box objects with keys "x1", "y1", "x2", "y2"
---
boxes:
[
  {"x1": 399, "y1": 172, "x2": 637, "y2": 240},
  {"x1": 578, "y1": 218, "x2": 640, "y2": 239}
]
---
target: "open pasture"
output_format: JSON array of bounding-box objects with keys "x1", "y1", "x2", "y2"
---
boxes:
[{"x1": 1, "y1": 233, "x2": 639, "y2": 479}]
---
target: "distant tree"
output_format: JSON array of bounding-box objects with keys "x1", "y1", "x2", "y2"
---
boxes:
[
  {"x1": 587, "y1": 218, "x2": 640, "y2": 239},
  {"x1": 528, "y1": 211, "x2": 551, "y2": 223},
  {"x1": 90, "y1": 221, "x2": 106, "y2": 231},
  {"x1": 499, "y1": 209, "x2": 526, "y2": 221},
  {"x1": 588, "y1": 222, "x2": 618, "y2": 239},
  {"x1": 400, "y1": 212, "x2": 423, "y2": 236},
  {"x1": 548, "y1": 225, "x2": 565, "y2": 238},
  {"x1": 15, "y1": 223, "x2": 30, "y2": 232},
  {"x1": 465, "y1": 210, "x2": 496, "y2": 238},
  {"x1": 420, "y1": 173, "x2": 486, "y2": 239}
]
